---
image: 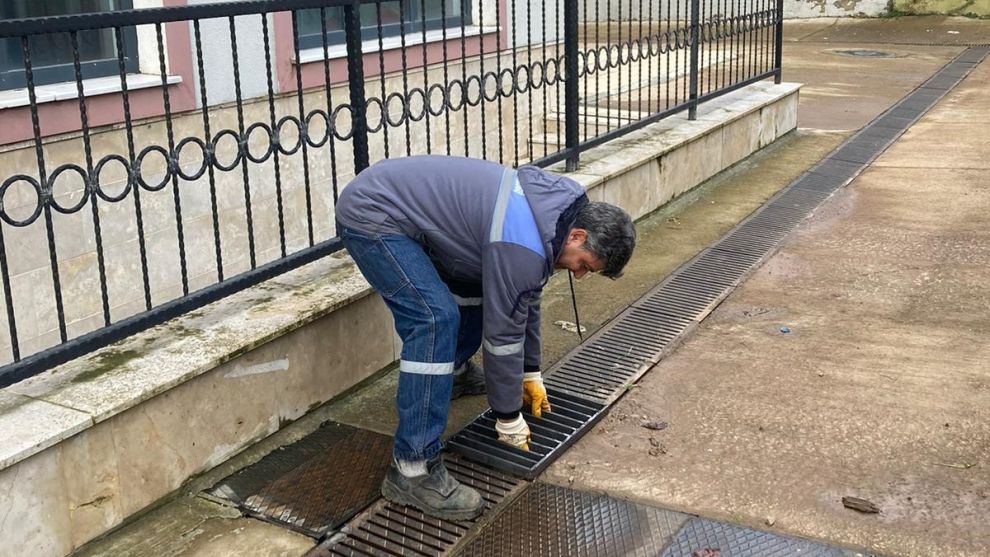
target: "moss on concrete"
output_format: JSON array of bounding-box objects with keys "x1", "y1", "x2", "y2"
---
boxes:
[{"x1": 72, "y1": 348, "x2": 143, "y2": 383}]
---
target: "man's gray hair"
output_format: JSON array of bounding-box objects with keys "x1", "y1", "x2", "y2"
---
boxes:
[{"x1": 574, "y1": 202, "x2": 636, "y2": 279}]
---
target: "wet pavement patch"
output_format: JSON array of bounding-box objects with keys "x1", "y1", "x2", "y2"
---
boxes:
[
  {"x1": 207, "y1": 421, "x2": 392, "y2": 538},
  {"x1": 831, "y1": 49, "x2": 899, "y2": 58}
]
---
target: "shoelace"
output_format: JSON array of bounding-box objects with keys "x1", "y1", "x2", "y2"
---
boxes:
[{"x1": 567, "y1": 270, "x2": 583, "y2": 342}]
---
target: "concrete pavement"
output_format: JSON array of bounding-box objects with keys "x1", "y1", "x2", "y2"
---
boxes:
[{"x1": 543, "y1": 44, "x2": 990, "y2": 557}]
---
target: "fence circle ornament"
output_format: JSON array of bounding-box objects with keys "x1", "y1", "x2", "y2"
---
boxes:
[
  {"x1": 545, "y1": 57, "x2": 561, "y2": 84},
  {"x1": 446, "y1": 79, "x2": 465, "y2": 111},
  {"x1": 608, "y1": 43, "x2": 621, "y2": 68},
  {"x1": 0, "y1": 174, "x2": 44, "y2": 227},
  {"x1": 94, "y1": 155, "x2": 134, "y2": 202},
  {"x1": 275, "y1": 116, "x2": 303, "y2": 155},
  {"x1": 135, "y1": 145, "x2": 173, "y2": 190},
  {"x1": 331, "y1": 104, "x2": 354, "y2": 140},
  {"x1": 529, "y1": 60, "x2": 545, "y2": 90},
  {"x1": 48, "y1": 164, "x2": 90, "y2": 214},
  {"x1": 364, "y1": 97, "x2": 386, "y2": 133},
  {"x1": 596, "y1": 45, "x2": 609, "y2": 71},
  {"x1": 174, "y1": 137, "x2": 210, "y2": 181},
  {"x1": 482, "y1": 71, "x2": 499, "y2": 102},
  {"x1": 244, "y1": 122, "x2": 274, "y2": 163},
  {"x1": 426, "y1": 83, "x2": 447, "y2": 116},
  {"x1": 498, "y1": 68, "x2": 515, "y2": 97},
  {"x1": 385, "y1": 92, "x2": 407, "y2": 125},
  {"x1": 464, "y1": 75, "x2": 483, "y2": 107},
  {"x1": 406, "y1": 88, "x2": 427, "y2": 122},
  {"x1": 304, "y1": 109, "x2": 331, "y2": 148},
  {"x1": 514, "y1": 64, "x2": 530, "y2": 94}
]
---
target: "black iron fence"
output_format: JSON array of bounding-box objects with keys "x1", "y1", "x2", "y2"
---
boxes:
[{"x1": 0, "y1": 0, "x2": 782, "y2": 387}]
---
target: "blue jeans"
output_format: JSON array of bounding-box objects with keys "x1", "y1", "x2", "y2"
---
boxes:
[{"x1": 340, "y1": 225, "x2": 480, "y2": 461}]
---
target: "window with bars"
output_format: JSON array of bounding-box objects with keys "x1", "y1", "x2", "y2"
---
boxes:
[
  {"x1": 0, "y1": 0, "x2": 138, "y2": 90},
  {"x1": 296, "y1": 0, "x2": 468, "y2": 49}
]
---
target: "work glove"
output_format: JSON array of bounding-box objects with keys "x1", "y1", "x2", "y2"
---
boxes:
[
  {"x1": 495, "y1": 414, "x2": 531, "y2": 451},
  {"x1": 522, "y1": 371, "x2": 552, "y2": 418}
]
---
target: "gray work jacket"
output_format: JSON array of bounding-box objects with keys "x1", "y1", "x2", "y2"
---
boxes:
[{"x1": 335, "y1": 155, "x2": 587, "y2": 414}]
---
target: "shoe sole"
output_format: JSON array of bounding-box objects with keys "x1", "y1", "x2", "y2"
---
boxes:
[{"x1": 381, "y1": 480, "x2": 484, "y2": 521}]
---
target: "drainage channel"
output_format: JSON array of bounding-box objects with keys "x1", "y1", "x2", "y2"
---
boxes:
[{"x1": 211, "y1": 47, "x2": 985, "y2": 556}]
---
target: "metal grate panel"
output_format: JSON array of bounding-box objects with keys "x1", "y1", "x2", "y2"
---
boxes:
[
  {"x1": 454, "y1": 482, "x2": 689, "y2": 557},
  {"x1": 831, "y1": 142, "x2": 880, "y2": 164},
  {"x1": 310, "y1": 455, "x2": 523, "y2": 557},
  {"x1": 447, "y1": 389, "x2": 607, "y2": 479},
  {"x1": 956, "y1": 47, "x2": 988, "y2": 63},
  {"x1": 208, "y1": 421, "x2": 392, "y2": 538},
  {"x1": 808, "y1": 158, "x2": 862, "y2": 180},
  {"x1": 660, "y1": 518, "x2": 849, "y2": 557}
]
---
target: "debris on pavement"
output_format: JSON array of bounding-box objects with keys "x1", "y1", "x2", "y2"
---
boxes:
[
  {"x1": 766, "y1": 516, "x2": 776, "y2": 526},
  {"x1": 554, "y1": 320, "x2": 587, "y2": 333},
  {"x1": 648, "y1": 437, "x2": 667, "y2": 456},
  {"x1": 691, "y1": 549, "x2": 721, "y2": 557},
  {"x1": 640, "y1": 420, "x2": 668, "y2": 431},
  {"x1": 779, "y1": 326, "x2": 791, "y2": 333},
  {"x1": 934, "y1": 462, "x2": 976, "y2": 469},
  {"x1": 842, "y1": 496, "x2": 881, "y2": 514}
]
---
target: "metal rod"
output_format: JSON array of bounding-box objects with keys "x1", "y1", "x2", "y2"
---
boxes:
[
  {"x1": 774, "y1": 0, "x2": 783, "y2": 83},
  {"x1": 688, "y1": 0, "x2": 700, "y2": 119},
  {"x1": 192, "y1": 20, "x2": 225, "y2": 281},
  {"x1": 261, "y1": 13, "x2": 288, "y2": 257},
  {"x1": 292, "y1": 10, "x2": 316, "y2": 245},
  {"x1": 228, "y1": 17, "x2": 257, "y2": 269},
  {"x1": 344, "y1": 1, "x2": 370, "y2": 172},
  {"x1": 564, "y1": 0, "x2": 580, "y2": 171},
  {"x1": 73, "y1": 30, "x2": 113, "y2": 321},
  {"x1": 22, "y1": 36, "x2": 69, "y2": 342}
]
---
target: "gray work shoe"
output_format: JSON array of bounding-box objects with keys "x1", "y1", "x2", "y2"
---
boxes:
[
  {"x1": 381, "y1": 457, "x2": 484, "y2": 520},
  {"x1": 451, "y1": 361, "x2": 486, "y2": 399}
]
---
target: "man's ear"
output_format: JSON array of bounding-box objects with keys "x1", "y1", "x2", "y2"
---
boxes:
[{"x1": 569, "y1": 228, "x2": 589, "y2": 245}]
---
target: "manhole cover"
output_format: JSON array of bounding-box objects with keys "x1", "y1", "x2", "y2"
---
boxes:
[{"x1": 832, "y1": 49, "x2": 897, "y2": 58}]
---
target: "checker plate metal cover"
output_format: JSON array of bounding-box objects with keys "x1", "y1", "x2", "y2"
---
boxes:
[
  {"x1": 660, "y1": 518, "x2": 851, "y2": 557},
  {"x1": 208, "y1": 421, "x2": 392, "y2": 537},
  {"x1": 455, "y1": 483, "x2": 689, "y2": 557}
]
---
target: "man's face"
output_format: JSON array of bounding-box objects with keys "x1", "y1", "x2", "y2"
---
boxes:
[{"x1": 555, "y1": 229, "x2": 604, "y2": 279}]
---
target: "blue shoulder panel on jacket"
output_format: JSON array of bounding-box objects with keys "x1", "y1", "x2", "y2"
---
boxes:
[{"x1": 500, "y1": 178, "x2": 545, "y2": 258}]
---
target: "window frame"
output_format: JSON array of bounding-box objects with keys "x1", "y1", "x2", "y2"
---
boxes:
[
  {"x1": 0, "y1": 0, "x2": 139, "y2": 91},
  {"x1": 296, "y1": 1, "x2": 469, "y2": 50}
]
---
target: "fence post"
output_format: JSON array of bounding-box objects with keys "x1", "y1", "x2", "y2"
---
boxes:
[
  {"x1": 774, "y1": 0, "x2": 784, "y2": 84},
  {"x1": 563, "y1": 0, "x2": 580, "y2": 171},
  {"x1": 343, "y1": 0, "x2": 370, "y2": 172},
  {"x1": 688, "y1": 0, "x2": 700, "y2": 120}
]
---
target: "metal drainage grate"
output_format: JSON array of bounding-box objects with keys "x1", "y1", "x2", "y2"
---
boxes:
[
  {"x1": 447, "y1": 389, "x2": 607, "y2": 479},
  {"x1": 660, "y1": 518, "x2": 852, "y2": 557},
  {"x1": 454, "y1": 482, "x2": 689, "y2": 557},
  {"x1": 309, "y1": 455, "x2": 523, "y2": 557},
  {"x1": 207, "y1": 421, "x2": 392, "y2": 538}
]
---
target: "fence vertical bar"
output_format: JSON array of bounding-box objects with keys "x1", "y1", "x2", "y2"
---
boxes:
[
  {"x1": 564, "y1": 0, "x2": 580, "y2": 171},
  {"x1": 344, "y1": 0, "x2": 370, "y2": 172},
  {"x1": 228, "y1": 17, "x2": 257, "y2": 269},
  {"x1": 688, "y1": 0, "x2": 700, "y2": 119},
  {"x1": 774, "y1": 0, "x2": 783, "y2": 83}
]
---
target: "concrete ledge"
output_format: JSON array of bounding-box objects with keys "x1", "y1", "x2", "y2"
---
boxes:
[{"x1": 0, "y1": 81, "x2": 799, "y2": 556}]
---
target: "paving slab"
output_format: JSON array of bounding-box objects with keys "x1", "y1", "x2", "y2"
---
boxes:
[
  {"x1": 75, "y1": 497, "x2": 314, "y2": 557},
  {"x1": 543, "y1": 53, "x2": 990, "y2": 557}
]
